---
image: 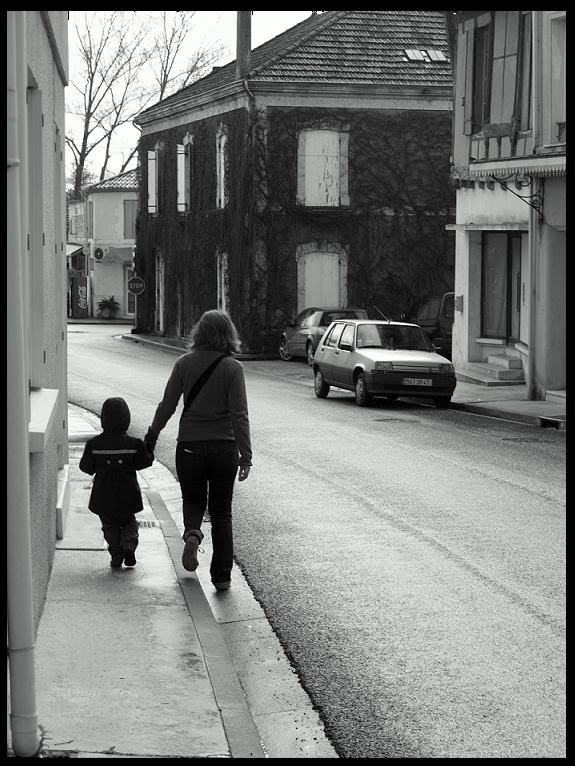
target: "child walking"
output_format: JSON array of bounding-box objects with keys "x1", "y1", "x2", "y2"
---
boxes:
[{"x1": 79, "y1": 397, "x2": 154, "y2": 568}]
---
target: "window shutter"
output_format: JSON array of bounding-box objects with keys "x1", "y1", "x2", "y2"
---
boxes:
[
  {"x1": 147, "y1": 150, "x2": 157, "y2": 214},
  {"x1": 296, "y1": 132, "x2": 306, "y2": 205},
  {"x1": 463, "y1": 28, "x2": 475, "y2": 135}
]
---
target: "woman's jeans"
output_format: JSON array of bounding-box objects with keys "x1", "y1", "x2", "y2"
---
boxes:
[{"x1": 176, "y1": 440, "x2": 239, "y2": 583}]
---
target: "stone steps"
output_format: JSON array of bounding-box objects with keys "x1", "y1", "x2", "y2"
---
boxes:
[{"x1": 456, "y1": 357, "x2": 525, "y2": 386}]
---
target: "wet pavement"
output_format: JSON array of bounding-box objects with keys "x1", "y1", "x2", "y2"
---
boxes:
[
  {"x1": 9, "y1": 404, "x2": 336, "y2": 759},
  {"x1": 8, "y1": 327, "x2": 564, "y2": 758},
  {"x1": 122, "y1": 332, "x2": 566, "y2": 430}
]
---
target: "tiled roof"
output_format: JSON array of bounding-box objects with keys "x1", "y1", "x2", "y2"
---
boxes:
[
  {"x1": 137, "y1": 11, "x2": 452, "y2": 123},
  {"x1": 84, "y1": 168, "x2": 138, "y2": 193}
]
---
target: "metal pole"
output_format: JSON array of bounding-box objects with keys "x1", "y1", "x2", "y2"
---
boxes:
[
  {"x1": 6, "y1": 11, "x2": 41, "y2": 757},
  {"x1": 527, "y1": 12, "x2": 542, "y2": 401}
]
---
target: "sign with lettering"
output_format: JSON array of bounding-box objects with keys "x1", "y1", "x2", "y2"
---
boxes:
[
  {"x1": 71, "y1": 277, "x2": 89, "y2": 318},
  {"x1": 127, "y1": 275, "x2": 145, "y2": 295}
]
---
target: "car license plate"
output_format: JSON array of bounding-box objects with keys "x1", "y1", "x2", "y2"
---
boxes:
[{"x1": 403, "y1": 377, "x2": 432, "y2": 386}]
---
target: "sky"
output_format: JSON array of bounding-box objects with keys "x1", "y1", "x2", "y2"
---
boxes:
[{"x1": 67, "y1": 11, "x2": 314, "y2": 181}]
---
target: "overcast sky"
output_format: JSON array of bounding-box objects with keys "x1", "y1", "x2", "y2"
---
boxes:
[{"x1": 66, "y1": 11, "x2": 314, "y2": 180}]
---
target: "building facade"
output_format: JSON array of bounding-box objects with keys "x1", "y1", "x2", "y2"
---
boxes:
[
  {"x1": 448, "y1": 10, "x2": 565, "y2": 398},
  {"x1": 133, "y1": 11, "x2": 456, "y2": 352},
  {"x1": 67, "y1": 169, "x2": 138, "y2": 319},
  {"x1": 7, "y1": 10, "x2": 70, "y2": 756}
]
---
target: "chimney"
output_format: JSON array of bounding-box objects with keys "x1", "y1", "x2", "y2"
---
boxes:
[{"x1": 236, "y1": 10, "x2": 252, "y2": 80}]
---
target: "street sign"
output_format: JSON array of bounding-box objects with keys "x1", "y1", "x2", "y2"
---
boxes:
[{"x1": 127, "y1": 275, "x2": 145, "y2": 295}]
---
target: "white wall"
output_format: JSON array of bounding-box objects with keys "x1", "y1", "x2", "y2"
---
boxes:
[
  {"x1": 455, "y1": 185, "x2": 529, "y2": 227},
  {"x1": 91, "y1": 191, "x2": 138, "y2": 241}
]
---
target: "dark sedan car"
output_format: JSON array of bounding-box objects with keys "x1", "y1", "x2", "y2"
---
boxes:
[
  {"x1": 279, "y1": 307, "x2": 369, "y2": 366},
  {"x1": 313, "y1": 318, "x2": 456, "y2": 407}
]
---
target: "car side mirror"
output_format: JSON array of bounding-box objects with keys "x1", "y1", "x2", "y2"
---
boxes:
[{"x1": 339, "y1": 341, "x2": 352, "y2": 351}]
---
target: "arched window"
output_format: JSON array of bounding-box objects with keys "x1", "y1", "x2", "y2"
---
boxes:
[
  {"x1": 147, "y1": 142, "x2": 161, "y2": 214},
  {"x1": 216, "y1": 126, "x2": 228, "y2": 209},
  {"x1": 177, "y1": 133, "x2": 193, "y2": 212}
]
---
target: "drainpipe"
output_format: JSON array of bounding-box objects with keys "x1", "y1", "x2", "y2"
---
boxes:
[
  {"x1": 527, "y1": 12, "x2": 542, "y2": 400},
  {"x1": 6, "y1": 11, "x2": 41, "y2": 757}
]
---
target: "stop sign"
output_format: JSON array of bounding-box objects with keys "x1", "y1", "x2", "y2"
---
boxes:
[{"x1": 127, "y1": 275, "x2": 145, "y2": 295}]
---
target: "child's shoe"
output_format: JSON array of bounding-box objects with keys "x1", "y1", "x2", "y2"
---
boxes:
[
  {"x1": 123, "y1": 546, "x2": 137, "y2": 567},
  {"x1": 110, "y1": 553, "x2": 123, "y2": 568}
]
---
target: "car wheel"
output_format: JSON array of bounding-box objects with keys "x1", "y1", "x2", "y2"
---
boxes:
[
  {"x1": 434, "y1": 397, "x2": 451, "y2": 409},
  {"x1": 354, "y1": 372, "x2": 372, "y2": 406},
  {"x1": 279, "y1": 337, "x2": 292, "y2": 361},
  {"x1": 314, "y1": 368, "x2": 330, "y2": 398},
  {"x1": 306, "y1": 342, "x2": 315, "y2": 367}
]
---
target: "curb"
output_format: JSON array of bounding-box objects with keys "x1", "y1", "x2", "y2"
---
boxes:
[
  {"x1": 145, "y1": 489, "x2": 266, "y2": 759},
  {"x1": 119, "y1": 334, "x2": 566, "y2": 430},
  {"x1": 121, "y1": 334, "x2": 278, "y2": 361},
  {"x1": 448, "y1": 401, "x2": 541, "y2": 427}
]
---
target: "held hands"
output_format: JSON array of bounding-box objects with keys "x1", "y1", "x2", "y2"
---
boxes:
[
  {"x1": 238, "y1": 465, "x2": 251, "y2": 481},
  {"x1": 144, "y1": 427, "x2": 158, "y2": 452}
]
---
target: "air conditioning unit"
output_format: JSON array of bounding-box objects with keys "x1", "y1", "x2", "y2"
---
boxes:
[{"x1": 94, "y1": 247, "x2": 105, "y2": 261}]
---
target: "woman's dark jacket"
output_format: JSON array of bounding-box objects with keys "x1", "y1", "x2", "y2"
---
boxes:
[{"x1": 79, "y1": 397, "x2": 154, "y2": 519}]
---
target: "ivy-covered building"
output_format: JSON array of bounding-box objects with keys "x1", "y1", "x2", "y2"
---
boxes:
[{"x1": 133, "y1": 10, "x2": 456, "y2": 353}]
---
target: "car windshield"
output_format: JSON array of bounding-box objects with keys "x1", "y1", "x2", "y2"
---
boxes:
[{"x1": 356, "y1": 324, "x2": 433, "y2": 351}]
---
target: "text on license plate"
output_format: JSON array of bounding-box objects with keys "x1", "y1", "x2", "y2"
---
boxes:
[{"x1": 403, "y1": 377, "x2": 432, "y2": 386}]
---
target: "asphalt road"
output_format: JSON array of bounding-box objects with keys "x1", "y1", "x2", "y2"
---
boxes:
[{"x1": 67, "y1": 325, "x2": 566, "y2": 758}]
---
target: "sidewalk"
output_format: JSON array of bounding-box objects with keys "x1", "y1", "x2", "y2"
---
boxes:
[
  {"x1": 24, "y1": 404, "x2": 337, "y2": 760},
  {"x1": 122, "y1": 332, "x2": 566, "y2": 430},
  {"x1": 27, "y1": 404, "x2": 265, "y2": 759}
]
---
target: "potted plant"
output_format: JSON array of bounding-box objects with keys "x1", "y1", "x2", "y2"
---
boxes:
[{"x1": 97, "y1": 295, "x2": 121, "y2": 319}]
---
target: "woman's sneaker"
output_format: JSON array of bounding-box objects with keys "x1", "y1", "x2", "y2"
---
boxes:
[
  {"x1": 213, "y1": 581, "x2": 231, "y2": 591},
  {"x1": 182, "y1": 534, "x2": 201, "y2": 571}
]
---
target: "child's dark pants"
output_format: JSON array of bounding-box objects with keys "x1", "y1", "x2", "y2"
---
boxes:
[{"x1": 99, "y1": 514, "x2": 139, "y2": 556}]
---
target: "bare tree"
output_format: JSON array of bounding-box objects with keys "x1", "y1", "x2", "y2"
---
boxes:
[
  {"x1": 117, "y1": 12, "x2": 226, "y2": 173},
  {"x1": 66, "y1": 11, "x2": 227, "y2": 194}
]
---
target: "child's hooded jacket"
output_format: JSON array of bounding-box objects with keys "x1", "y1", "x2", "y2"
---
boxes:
[{"x1": 79, "y1": 397, "x2": 154, "y2": 519}]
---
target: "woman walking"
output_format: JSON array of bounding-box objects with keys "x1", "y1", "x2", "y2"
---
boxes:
[{"x1": 144, "y1": 309, "x2": 252, "y2": 591}]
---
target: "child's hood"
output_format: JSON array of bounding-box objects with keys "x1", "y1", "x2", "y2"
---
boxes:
[{"x1": 100, "y1": 397, "x2": 131, "y2": 434}]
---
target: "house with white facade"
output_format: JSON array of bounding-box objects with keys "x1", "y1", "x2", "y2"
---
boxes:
[
  {"x1": 67, "y1": 169, "x2": 138, "y2": 318},
  {"x1": 448, "y1": 11, "x2": 565, "y2": 400},
  {"x1": 7, "y1": 10, "x2": 69, "y2": 757}
]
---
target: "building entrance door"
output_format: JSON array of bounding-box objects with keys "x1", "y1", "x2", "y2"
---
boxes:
[{"x1": 481, "y1": 232, "x2": 523, "y2": 343}]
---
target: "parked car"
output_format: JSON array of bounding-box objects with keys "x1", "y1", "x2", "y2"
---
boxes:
[
  {"x1": 313, "y1": 318, "x2": 456, "y2": 408},
  {"x1": 405, "y1": 291, "x2": 454, "y2": 360},
  {"x1": 279, "y1": 307, "x2": 369, "y2": 366}
]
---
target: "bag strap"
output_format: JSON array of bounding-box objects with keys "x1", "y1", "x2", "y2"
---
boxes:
[{"x1": 181, "y1": 354, "x2": 227, "y2": 416}]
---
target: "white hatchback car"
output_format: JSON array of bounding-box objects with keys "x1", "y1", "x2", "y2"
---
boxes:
[{"x1": 313, "y1": 319, "x2": 456, "y2": 408}]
